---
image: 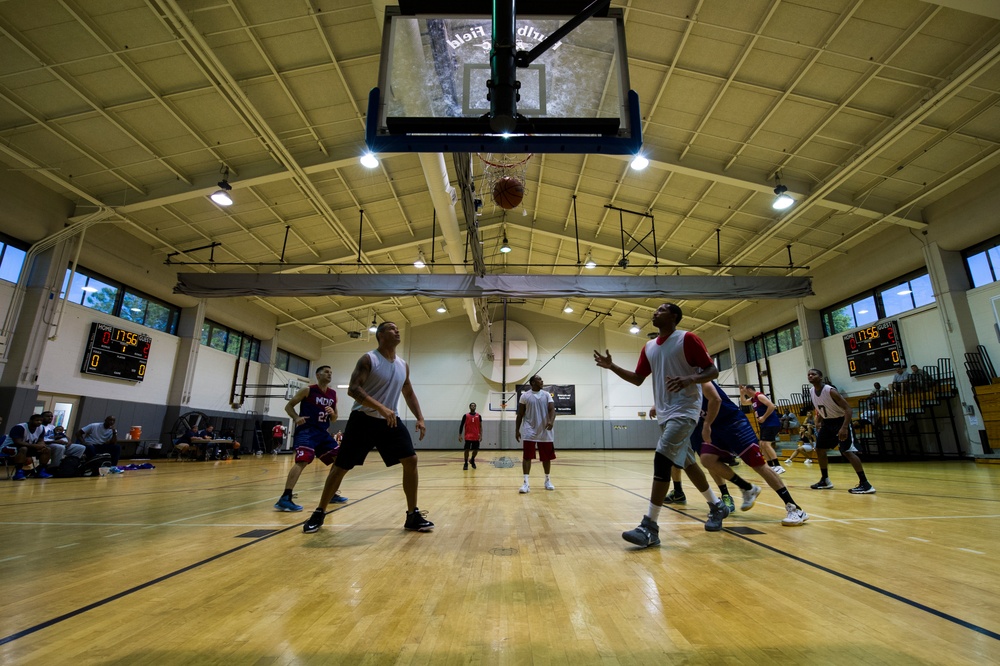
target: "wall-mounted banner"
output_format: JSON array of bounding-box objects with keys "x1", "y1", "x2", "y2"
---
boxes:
[{"x1": 515, "y1": 384, "x2": 576, "y2": 415}]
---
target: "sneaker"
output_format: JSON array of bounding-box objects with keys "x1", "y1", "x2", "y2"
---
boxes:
[
  {"x1": 783, "y1": 459, "x2": 793, "y2": 465},
  {"x1": 810, "y1": 479, "x2": 834, "y2": 490},
  {"x1": 848, "y1": 484, "x2": 876, "y2": 494},
  {"x1": 544, "y1": 479, "x2": 555, "y2": 491},
  {"x1": 463, "y1": 462, "x2": 469, "y2": 470},
  {"x1": 274, "y1": 497, "x2": 303, "y2": 512},
  {"x1": 11, "y1": 469, "x2": 26, "y2": 481},
  {"x1": 721, "y1": 494, "x2": 735, "y2": 513},
  {"x1": 804, "y1": 459, "x2": 813, "y2": 465},
  {"x1": 740, "y1": 485, "x2": 761, "y2": 511},
  {"x1": 782, "y1": 503, "x2": 809, "y2": 526},
  {"x1": 772, "y1": 465, "x2": 786, "y2": 475},
  {"x1": 622, "y1": 515, "x2": 660, "y2": 548},
  {"x1": 519, "y1": 482, "x2": 530, "y2": 494},
  {"x1": 331, "y1": 493, "x2": 349, "y2": 503},
  {"x1": 404, "y1": 508, "x2": 434, "y2": 532},
  {"x1": 470, "y1": 460, "x2": 476, "y2": 469},
  {"x1": 662, "y1": 489, "x2": 687, "y2": 505},
  {"x1": 36, "y1": 468, "x2": 54, "y2": 479},
  {"x1": 302, "y1": 509, "x2": 325, "y2": 533},
  {"x1": 705, "y1": 501, "x2": 730, "y2": 532}
]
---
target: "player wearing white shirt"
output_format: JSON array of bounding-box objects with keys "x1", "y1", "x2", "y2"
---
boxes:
[
  {"x1": 594, "y1": 303, "x2": 731, "y2": 549},
  {"x1": 515, "y1": 374, "x2": 556, "y2": 493},
  {"x1": 807, "y1": 368, "x2": 875, "y2": 494}
]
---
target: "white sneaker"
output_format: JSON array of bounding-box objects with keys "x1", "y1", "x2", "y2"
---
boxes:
[
  {"x1": 783, "y1": 459, "x2": 793, "y2": 465},
  {"x1": 544, "y1": 479, "x2": 555, "y2": 491},
  {"x1": 519, "y1": 482, "x2": 530, "y2": 494},
  {"x1": 782, "y1": 503, "x2": 809, "y2": 526},
  {"x1": 740, "y1": 484, "x2": 761, "y2": 511},
  {"x1": 804, "y1": 459, "x2": 813, "y2": 465},
  {"x1": 773, "y1": 465, "x2": 786, "y2": 475}
]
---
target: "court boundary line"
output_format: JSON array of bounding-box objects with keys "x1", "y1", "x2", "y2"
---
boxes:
[
  {"x1": 611, "y1": 482, "x2": 1000, "y2": 642},
  {"x1": 0, "y1": 486, "x2": 398, "y2": 647}
]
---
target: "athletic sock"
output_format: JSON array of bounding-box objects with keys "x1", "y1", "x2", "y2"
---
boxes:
[
  {"x1": 523, "y1": 474, "x2": 530, "y2": 484},
  {"x1": 820, "y1": 466, "x2": 829, "y2": 480},
  {"x1": 770, "y1": 459, "x2": 780, "y2": 467},
  {"x1": 672, "y1": 480, "x2": 683, "y2": 493},
  {"x1": 717, "y1": 483, "x2": 729, "y2": 496},
  {"x1": 857, "y1": 471, "x2": 869, "y2": 485},
  {"x1": 282, "y1": 489, "x2": 293, "y2": 499},
  {"x1": 647, "y1": 504, "x2": 661, "y2": 523},
  {"x1": 729, "y1": 474, "x2": 752, "y2": 491},
  {"x1": 545, "y1": 474, "x2": 551, "y2": 482},
  {"x1": 700, "y1": 488, "x2": 719, "y2": 504},
  {"x1": 777, "y1": 487, "x2": 796, "y2": 507}
]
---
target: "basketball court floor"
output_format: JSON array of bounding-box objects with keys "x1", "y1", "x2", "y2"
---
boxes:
[{"x1": 1, "y1": 451, "x2": 998, "y2": 664}]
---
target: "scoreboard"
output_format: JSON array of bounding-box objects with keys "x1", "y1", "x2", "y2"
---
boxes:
[
  {"x1": 843, "y1": 320, "x2": 904, "y2": 378},
  {"x1": 81, "y1": 322, "x2": 151, "y2": 381}
]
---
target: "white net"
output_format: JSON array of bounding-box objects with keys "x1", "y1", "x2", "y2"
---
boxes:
[{"x1": 477, "y1": 153, "x2": 531, "y2": 211}]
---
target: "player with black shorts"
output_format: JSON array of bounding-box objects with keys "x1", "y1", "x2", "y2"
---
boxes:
[
  {"x1": 807, "y1": 368, "x2": 875, "y2": 494},
  {"x1": 459, "y1": 402, "x2": 482, "y2": 470},
  {"x1": 303, "y1": 321, "x2": 433, "y2": 534}
]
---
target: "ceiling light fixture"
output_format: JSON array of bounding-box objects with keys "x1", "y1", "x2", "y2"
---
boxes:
[
  {"x1": 500, "y1": 235, "x2": 512, "y2": 253},
  {"x1": 630, "y1": 154, "x2": 649, "y2": 170},
  {"x1": 210, "y1": 166, "x2": 233, "y2": 206},
  {"x1": 360, "y1": 152, "x2": 379, "y2": 168},
  {"x1": 584, "y1": 252, "x2": 596, "y2": 269},
  {"x1": 369, "y1": 316, "x2": 378, "y2": 333},
  {"x1": 563, "y1": 302, "x2": 574, "y2": 313},
  {"x1": 414, "y1": 249, "x2": 426, "y2": 268},
  {"x1": 437, "y1": 301, "x2": 448, "y2": 313},
  {"x1": 772, "y1": 175, "x2": 794, "y2": 211},
  {"x1": 629, "y1": 318, "x2": 641, "y2": 334}
]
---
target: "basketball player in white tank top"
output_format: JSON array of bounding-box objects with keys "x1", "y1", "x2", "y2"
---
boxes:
[
  {"x1": 595, "y1": 302, "x2": 732, "y2": 548},
  {"x1": 807, "y1": 368, "x2": 875, "y2": 494}
]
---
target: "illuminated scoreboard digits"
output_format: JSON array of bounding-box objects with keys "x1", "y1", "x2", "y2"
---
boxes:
[
  {"x1": 842, "y1": 320, "x2": 904, "y2": 378},
  {"x1": 81, "y1": 322, "x2": 152, "y2": 382}
]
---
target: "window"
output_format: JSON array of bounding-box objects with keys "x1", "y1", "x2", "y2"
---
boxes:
[
  {"x1": 119, "y1": 290, "x2": 180, "y2": 333},
  {"x1": 62, "y1": 267, "x2": 180, "y2": 334},
  {"x1": 822, "y1": 270, "x2": 936, "y2": 335},
  {"x1": 744, "y1": 322, "x2": 801, "y2": 361},
  {"x1": 964, "y1": 236, "x2": 1000, "y2": 288},
  {"x1": 713, "y1": 349, "x2": 732, "y2": 371},
  {"x1": 201, "y1": 319, "x2": 260, "y2": 361},
  {"x1": 275, "y1": 348, "x2": 309, "y2": 376},
  {"x1": 0, "y1": 235, "x2": 28, "y2": 284}
]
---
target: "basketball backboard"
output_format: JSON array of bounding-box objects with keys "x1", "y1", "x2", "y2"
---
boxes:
[{"x1": 366, "y1": 2, "x2": 641, "y2": 155}]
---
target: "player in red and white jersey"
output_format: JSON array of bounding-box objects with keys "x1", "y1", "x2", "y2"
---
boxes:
[{"x1": 594, "y1": 303, "x2": 731, "y2": 548}]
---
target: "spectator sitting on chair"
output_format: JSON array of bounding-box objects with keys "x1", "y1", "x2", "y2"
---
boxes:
[
  {"x1": 172, "y1": 427, "x2": 209, "y2": 460},
  {"x1": 891, "y1": 366, "x2": 910, "y2": 394},
  {"x1": 908, "y1": 364, "x2": 930, "y2": 390},
  {"x1": 784, "y1": 421, "x2": 816, "y2": 465},
  {"x1": 44, "y1": 422, "x2": 86, "y2": 469},
  {"x1": 198, "y1": 424, "x2": 221, "y2": 460},
  {"x1": 4, "y1": 413, "x2": 53, "y2": 479},
  {"x1": 868, "y1": 382, "x2": 889, "y2": 400},
  {"x1": 77, "y1": 416, "x2": 121, "y2": 466}
]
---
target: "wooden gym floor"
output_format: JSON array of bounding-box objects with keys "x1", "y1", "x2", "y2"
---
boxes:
[{"x1": 1, "y1": 451, "x2": 998, "y2": 665}]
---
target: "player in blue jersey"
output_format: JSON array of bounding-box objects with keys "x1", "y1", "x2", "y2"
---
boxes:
[
  {"x1": 740, "y1": 384, "x2": 785, "y2": 474},
  {"x1": 274, "y1": 365, "x2": 347, "y2": 511},
  {"x1": 695, "y1": 381, "x2": 808, "y2": 526}
]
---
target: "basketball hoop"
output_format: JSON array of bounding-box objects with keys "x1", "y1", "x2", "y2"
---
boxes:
[{"x1": 477, "y1": 153, "x2": 532, "y2": 211}]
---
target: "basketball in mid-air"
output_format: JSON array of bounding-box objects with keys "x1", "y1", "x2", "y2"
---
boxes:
[{"x1": 492, "y1": 176, "x2": 524, "y2": 210}]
